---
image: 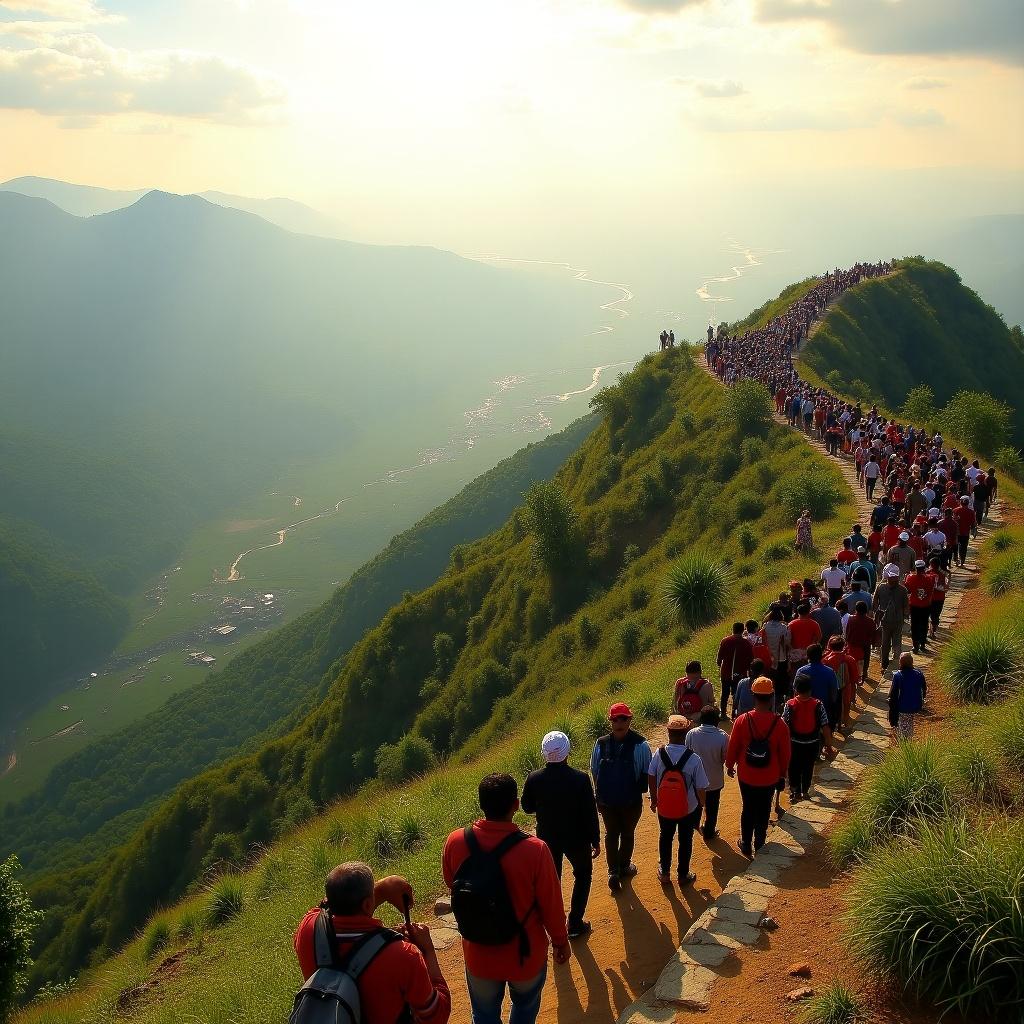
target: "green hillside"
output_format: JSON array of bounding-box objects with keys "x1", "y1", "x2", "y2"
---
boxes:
[
  {"x1": 1, "y1": 416, "x2": 596, "y2": 873},
  {"x1": 797, "y1": 258, "x2": 1024, "y2": 442},
  {"x1": 18, "y1": 344, "x2": 853, "y2": 992}
]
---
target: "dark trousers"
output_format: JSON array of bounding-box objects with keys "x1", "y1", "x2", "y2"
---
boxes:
[
  {"x1": 957, "y1": 535, "x2": 969, "y2": 564},
  {"x1": 543, "y1": 838, "x2": 593, "y2": 928},
  {"x1": 698, "y1": 787, "x2": 722, "y2": 838},
  {"x1": 658, "y1": 808, "x2": 701, "y2": 875},
  {"x1": 738, "y1": 780, "x2": 776, "y2": 850},
  {"x1": 599, "y1": 802, "x2": 642, "y2": 876},
  {"x1": 773, "y1": 665, "x2": 791, "y2": 701},
  {"x1": 866, "y1": 477, "x2": 877, "y2": 499},
  {"x1": 929, "y1": 599, "x2": 944, "y2": 631},
  {"x1": 910, "y1": 605, "x2": 930, "y2": 649},
  {"x1": 789, "y1": 741, "x2": 819, "y2": 797},
  {"x1": 720, "y1": 677, "x2": 739, "y2": 718}
]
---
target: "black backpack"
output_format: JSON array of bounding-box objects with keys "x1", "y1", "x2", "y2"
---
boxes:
[
  {"x1": 451, "y1": 827, "x2": 534, "y2": 962},
  {"x1": 289, "y1": 908, "x2": 401, "y2": 1024},
  {"x1": 744, "y1": 715, "x2": 778, "y2": 769}
]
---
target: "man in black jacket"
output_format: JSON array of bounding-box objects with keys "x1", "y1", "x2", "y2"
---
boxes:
[{"x1": 521, "y1": 730, "x2": 600, "y2": 939}]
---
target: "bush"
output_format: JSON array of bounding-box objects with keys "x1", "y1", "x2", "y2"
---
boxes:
[
  {"x1": 779, "y1": 469, "x2": 843, "y2": 520},
  {"x1": 396, "y1": 813, "x2": 426, "y2": 852},
  {"x1": 375, "y1": 734, "x2": 438, "y2": 783},
  {"x1": 995, "y1": 445, "x2": 1024, "y2": 483},
  {"x1": 525, "y1": 481, "x2": 584, "y2": 573},
  {"x1": 763, "y1": 539, "x2": 791, "y2": 563},
  {"x1": 205, "y1": 876, "x2": 244, "y2": 927},
  {"x1": 586, "y1": 708, "x2": 608, "y2": 740},
  {"x1": 618, "y1": 620, "x2": 642, "y2": 663},
  {"x1": 142, "y1": 919, "x2": 171, "y2": 960},
  {"x1": 608, "y1": 677, "x2": 627, "y2": 694},
  {"x1": 740, "y1": 437, "x2": 766, "y2": 463},
  {"x1": 629, "y1": 583, "x2": 650, "y2": 610},
  {"x1": 733, "y1": 489, "x2": 765, "y2": 522},
  {"x1": 175, "y1": 907, "x2": 204, "y2": 941},
  {"x1": 635, "y1": 693, "x2": 667, "y2": 724},
  {"x1": 988, "y1": 552, "x2": 1024, "y2": 597},
  {"x1": 368, "y1": 820, "x2": 396, "y2": 861},
  {"x1": 900, "y1": 383, "x2": 936, "y2": 426},
  {"x1": 726, "y1": 380, "x2": 772, "y2": 436},
  {"x1": 990, "y1": 530, "x2": 1016, "y2": 552},
  {"x1": 663, "y1": 550, "x2": 734, "y2": 627},
  {"x1": 798, "y1": 982, "x2": 867, "y2": 1024},
  {"x1": 940, "y1": 624, "x2": 1024, "y2": 702},
  {"x1": 737, "y1": 524, "x2": 757, "y2": 556},
  {"x1": 846, "y1": 816, "x2": 1024, "y2": 1018},
  {"x1": 578, "y1": 615, "x2": 600, "y2": 650},
  {"x1": 938, "y1": 390, "x2": 1012, "y2": 456}
]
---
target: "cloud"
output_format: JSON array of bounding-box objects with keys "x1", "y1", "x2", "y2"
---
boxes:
[
  {"x1": 756, "y1": 0, "x2": 1024, "y2": 66},
  {"x1": 693, "y1": 78, "x2": 747, "y2": 98},
  {"x1": 0, "y1": 0, "x2": 113, "y2": 20},
  {"x1": 902, "y1": 76, "x2": 951, "y2": 90},
  {"x1": 618, "y1": 1, "x2": 709, "y2": 12},
  {"x1": 0, "y1": 33, "x2": 286, "y2": 123},
  {"x1": 890, "y1": 106, "x2": 946, "y2": 127},
  {"x1": 694, "y1": 104, "x2": 866, "y2": 132}
]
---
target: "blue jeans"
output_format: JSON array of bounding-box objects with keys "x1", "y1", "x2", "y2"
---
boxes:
[{"x1": 466, "y1": 966, "x2": 547, "y2": 1024}]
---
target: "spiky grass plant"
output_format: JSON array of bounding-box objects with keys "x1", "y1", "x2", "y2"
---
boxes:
[
  {"x1": 847, "y1": 816, "x2": 1024, "y2": 1019},
  {"x1": 941, "y1": 623, "x2": 1024, "y2": 702},
  {"x1": 205, "y1": 876, "x2": 244, "y2": 927},
  {"x1": 663, "y1": 550, "x2": 734, "y2": 627},
  {"x1": 141, "y1": 920, "x2": 171, "y2": 961},
  {"x1": 798, "y1": 982, "x2": 868, "y2": 1024},
  {"x1": 988, "y1": 552, "x2": 1024, "y2": 597}
]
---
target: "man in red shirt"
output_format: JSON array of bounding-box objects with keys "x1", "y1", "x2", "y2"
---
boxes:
[
  {"x1": 787, "y1": 603, "x2": 821, "y2": 675},
  {"x1": 443, "y1": 773, "x2": 570, "y2": 1024},
  {"x1": 904, "y1": 560, "x2": 936, "y2": 653},
  {"x1": 717, "y1": 622, "x2": 753, "y2": 721},
  {"x1": 835, "y1": 538, "x2": 858, "y2": 570},
  {"x1": 726, "y1": 677, "x2": 791, "y2": 856},
  {"x1": 953, "y1": 496, "x2": 976, "y2": 567},
  {"x1": 294, "y1": 865, "x2": 451, "y2": 1024}
]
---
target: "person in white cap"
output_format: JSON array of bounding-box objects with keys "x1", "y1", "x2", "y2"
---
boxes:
[
  {"x1": 521, "y1": 731, "x2": 600, "y2": 939},
  {"x1": 886, "y1": 530, "x2": 916, "y2": 577},
  {"x1": 872, "y1": 563, "x2": 909, "y2": 673},
  {"x1": 905, "y1": 559, "x2": 936, "y2": 653}
]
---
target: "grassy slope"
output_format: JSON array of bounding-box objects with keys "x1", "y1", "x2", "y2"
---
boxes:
[
  {"x1": 17, "y1": 341, "x2": 857, "y2": 1019},
  {"x1": 797, "y1": 258, "x2": 1024, "y2": 442},
  {"x1": 2, "y1": 417, "x2": 597, "y2": 871}
]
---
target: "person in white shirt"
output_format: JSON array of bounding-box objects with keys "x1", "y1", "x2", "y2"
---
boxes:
[
  {"x1": 923, "y1": 519, "x2": 947, "y2": 556},
  {"x1": 684, "y1": 707, "x2": 728, "y2": 842},
  {"x1": 863, "y1": 459, "x2": 881, "y2": 499},
  {"x1": 821, "y1": 560, "x2": 847, "y2": 604}
]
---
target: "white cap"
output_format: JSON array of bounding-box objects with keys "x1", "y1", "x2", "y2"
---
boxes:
[
  {"x1": 928, "y1": 507, "x2": 940, "y2": 518},
  {"x1": 884, "y1": 564, "x2": 900, "y2": 578},
  {"x1": 899, "y1": 531, "x2": 910, "y2": 541},
  {"x1": 915, "y1": 559, "x2": 926, "y2": 568},
  {"x1": 541, "y1": 731, "x2": 571, "y2": 763}
]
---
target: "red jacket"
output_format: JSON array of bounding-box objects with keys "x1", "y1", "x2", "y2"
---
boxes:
[
  {"x1": 442, "y1": 820, "x2": 567, "y2": 981},
  {"x1": 294, "y1": 911, "x2": 451, "y2": 1024},
  {"x1": 905, "y1": 571, "x2": 936, "y2": 608},
  {"x1": 726, "y1": 709, "x2": 791, "y2": 786},
  {"x1": 717, "y1": 634, "x2": 754, "y2": 682}
]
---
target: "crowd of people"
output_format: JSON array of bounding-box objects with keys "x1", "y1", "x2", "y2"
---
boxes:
[{"x1": 288, "y1": 261, "x2": 991, "y2": 1024}]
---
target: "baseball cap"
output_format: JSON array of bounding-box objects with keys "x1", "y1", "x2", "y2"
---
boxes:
[
  {"x1": 915, "y1": 559, "x2": 926, "y2": 568},
  {"x1": 961, "y1": 495, "x2": 970, "y2": 503},
  {"x1": 609, "y1": 702, "x2": 633, "y2": 719},
  {"x1": 857, "y1": 546, "x2": 867, "y2": 553},
  {"x1": 667, "y1": 714, "x2": 688, "y2": 730},
  {"x1": 751, "y1": 676, "x2": 774, "y2": 696},
  {"x1": 899, "y1": 531, "x2": 910, "y2": 541},
  {"x1": 884, "y1": 564, "x2": 900, "y2": 577},
  {"x1": 541, "y1": 731, "x2": 570, "y2": 763}
]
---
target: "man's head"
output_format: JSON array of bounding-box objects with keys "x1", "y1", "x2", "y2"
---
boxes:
[
  {"x1": 885, "y1": 564, "x2": 901, "y2": 584},
  {"x1": 479, "y1": 773, "x2": 519, "y2": 821},
  {"x1": 798, "y1": 602, "x2": 811, "y2": 617},
  {"x1": 325, "y1": 862, "x2": 375, "y2": 916},
  {"x1": 541, "y1": 731, "x2": 570, "y2": 764},
  {"x1": 914, "y1": 559, "x2": 926, "y2": 573},
  {"x1": 829, "y1": 558, "x2": 839, "y2": 569},
  {"x1": 899, "y1": 531, "x2": 910, "y2": 545},
  {"x1": 828, "y1": 635, "x2": 845, "y2": 652},
  {"x1": 857, "y1": 547, "x2": 868, "y2": 559},
  {"x1": 732, "y1": 621, "x2": 744, "y2": 636},
  {"x1": 899, "y1": 652, "x2": 914, "y2": 670},
  {"x1": 746, "y1": 619, "x2": 759, "y2": 634},
  {"x1": 806, "y1": 642, "x2": 823, "y2": 664},
  {"x1": 794, "y1": 674, "x2": 812, "y2": 696},
  {"x1": 608, "y1": 702, "x2": 633, "y2": 740},
  {"x1": 751, "y1": 676, "x2": 774, "y2": 707},
  {"x1": 685, "y1": 660, "x2": 702, "y2": 679},
  {"x1": 667, "y1": 714, "x2": 688, "y2": 743},
  {"x1": 749, "y1": 658, "x2": 765, "y2": 678},
  {"x1": 699, "y1": 705, "x2": 721, "y2": 727}
]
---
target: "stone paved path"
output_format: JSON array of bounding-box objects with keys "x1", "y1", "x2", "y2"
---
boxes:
[{"x1": 617, "y1": 364, "x2": 1003, "y2": 1020}]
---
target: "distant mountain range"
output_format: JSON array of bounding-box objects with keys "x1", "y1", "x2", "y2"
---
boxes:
[{"x1": 0, "y1": 175, "x2": 348, "y2": 238}]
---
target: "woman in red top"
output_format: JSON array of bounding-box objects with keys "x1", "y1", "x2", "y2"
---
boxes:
[
  {"x1": 926, "y1": 556, "x2": 948, "y2": 639},
  {"x1": 823, "y1": 635, "x2": 861, "y2": 731},
  {"x1": 844, "y1": 599, "x2": 877, "y2": 682}
]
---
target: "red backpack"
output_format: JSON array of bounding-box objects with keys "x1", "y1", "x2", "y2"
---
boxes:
[
  {"x1": 786, "y1": 697, "x2": 822, "y2": 742},
  {"x1": 676, "y1": 677, "x2": 706, "y2": 717},
  {"x1": 656, "y1": 748, "x2": 693, "y2": 820}
]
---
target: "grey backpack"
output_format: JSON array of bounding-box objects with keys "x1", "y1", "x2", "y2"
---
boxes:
[{"x1": 289, "y1": 908, "x2": 401, "y2": 1024}]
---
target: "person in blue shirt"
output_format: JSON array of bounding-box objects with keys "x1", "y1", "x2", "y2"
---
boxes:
[
  {"x1": 888, "y1": 652, "x2": 927, "y2": 739},
  {"x1": 792, "y1": 643, "x2": 840, "y2": 730}
]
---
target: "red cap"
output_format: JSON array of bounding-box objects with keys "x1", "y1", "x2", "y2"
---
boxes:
[{"x1": 608, "y1": 702, "x2": 633, "y2": 719}]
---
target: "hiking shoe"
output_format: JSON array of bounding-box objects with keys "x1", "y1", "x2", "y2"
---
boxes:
[
  {"x1": 608, "y1": 873, "x2": 621, "y2": 893},
  {"x1": 738, "y1": 841, "x2": 753, "y2": 857},
  {"x1": 657, "y1": 867, "x2": 671, "y2": 883},
  {"x1": 678, "y1": 872, "x2": 697, "y2": 885},
  {"x1": 567, "y1": 921, "x2": 592, "y2": 940},
  {"x1": 621, "y1": 863, "x2": 638, "y2": 880}
]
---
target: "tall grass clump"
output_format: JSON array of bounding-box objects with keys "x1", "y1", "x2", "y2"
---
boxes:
[
  {"x1": 989, "y1": 530, "x2": 1016, "y2": 553},
  {"x1": 204, "y1": 876, "x2": 245, "y2": 927},
  {"x1": 987, "y1": 551, "x2": 1024, "y2": 597},
  {"x1": 940, "y1": 623, "x2": 1024, "y2": 702},
  {"x1": 830, "y1": 741, "x2": 949, "y2": 865},
  {"x1": 141, "y1": 919, "x2": 171, "y2": 961},
  {"x1": 798, "y1": 982, "x2": 867, "y2": 1024},
  {"x1": 847, "y1": 816, "x2": 1024, "y2": 1018},
  {"x1": 663, "y1": 550, "x2": 734, "y2": 627}
]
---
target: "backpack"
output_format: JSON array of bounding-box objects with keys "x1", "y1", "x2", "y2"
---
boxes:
[
  {"x1": 289, "y1": 909, "x2": 401, "y2": 1024},
  {"x1": 676, "y1": 678, "x2": 705, "y2": 717},
  {"x1": 595, "y1": 732, "x2": 646, "y2": 807},
  {"x1": 451, "y1": 827, "x2": 533, "y2": 962},
  {"x1": 744, "y1": 715, "x2": 778, "y2": 769},
  {"x1": 786, "y1": 698, "x2": 821, "y2": 743},
  {"x1": 850, "y1": 563, "x2": 871, "y2": 587},
  {"x1": 656, "y1": 748, "x2": 693, "y2": 821}
]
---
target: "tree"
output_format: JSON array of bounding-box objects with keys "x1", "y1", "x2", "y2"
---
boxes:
[
  {"x1": 901, "y1": 384, "x2": 937, "y2": 427},
  {"x1": 524, "y1": 482, "x2": 583, "y2": 574},
  {"x1": 938, "y1": 390, "x2": 1012, "y2": 456},
  {"x1": 0, "y1": 855, "x2": 43, "y2": 1021},
  {"x1": 726, "y1": 380, "x2": 772, "y2": 436}
]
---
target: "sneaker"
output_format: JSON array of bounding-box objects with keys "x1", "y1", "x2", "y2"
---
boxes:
[
  {"x1": 657, "y1": 867, "x2": 671, "y2": 883},
  {"x1": 621, "y1": 863, "x2": 638, "y2": 880},
  {"x1": 678, "y1": 872, "x2": 697, "y2": 885},
  {"x1": 567, "y1": 920, "x2": 592, "y2": 940},
  {"x1": 608, "y1": 873, "x2": 621, "y2": 893},
  {"x1": 738, "y1": 841, "x2": 753, "y2": 857}
]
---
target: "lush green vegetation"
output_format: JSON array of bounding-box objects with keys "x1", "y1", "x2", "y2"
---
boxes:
[
  {"x1": 0, "y1": 857, "x2": 41, "y2": 1022},
  {"x1": 798, "y1": 258, "x2": 1024, "y2": 444},
  {"x1": 798, "y1": 982, "x2": 867, "y2": 1024},
  {"x1": 1, "y1": 416, "x2": 596, "y2": 877},
  {"x1": 17, "y1": 344, "x2": 853, "y2": 994}
]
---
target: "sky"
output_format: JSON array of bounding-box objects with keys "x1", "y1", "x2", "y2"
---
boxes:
[{"x1": 1, "y1": 0, "x2": 1022, "y2": 253}]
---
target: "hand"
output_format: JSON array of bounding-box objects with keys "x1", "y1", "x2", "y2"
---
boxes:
[
  {"x1": 727, "y1": 767, "x2": 736, "y2": 778},
  {"x1": 591, "y1": 844, "x2": 601, "y2": 860},
  {"x1": 552, "y1": 942, "x2": 572, "y2": 965},
  {"x1": 374, "y1": 875, "x2": 413, "y2": 913},
  {"x1": 401, "y1": 921, "x2": 434, "y2": 955}
]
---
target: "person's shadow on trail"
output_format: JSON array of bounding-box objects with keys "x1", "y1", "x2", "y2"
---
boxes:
[{"x1": 553, "y1": 939, "x2": 614, "y2": 1024}]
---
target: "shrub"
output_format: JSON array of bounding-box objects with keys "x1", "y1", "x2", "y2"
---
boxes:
[
  {"x1": 798, "y1": 982, "x2": 867, "y2": 1024},
  {"x1": 578, "y1": 615, "x2": 600, "y2": 650},
  {"x1": 779, "y1": 469, "x2": 843, "y2": 520},
  {"x1": 205, "y1": 876, "x2": 244, "y2": 927},
  {"x1": 733, "y1": 489, "x2": 765, "y2": 522},
  {"x1": 558, "y1": 631, "x2": 576, "y2": 657},
  {"x1": 433, "y1": 633, "x2": 455, "y2": 678},
  {"x1": 726, "y1": 379, "x2": 772, "y2": 436},
  {"x1": 586, "y1": 708, "x2": 608, "y2": 740},
  {"x1": 368, "y1": 820, "x2": 396, "y2": 861},
  {"x1": 947, "y1": 741, "x2": 1004, "y2": 804},
  {"x1": 988, "y1": 552, "x2": 1024, "y2": 597},
  {"x1": 622, "y1": 543, "x2": 641, "y2": 568},
  {"x1": 525, "y1": 481, "x2": 584, "y2": 573},
  {"x1": 846, "y1": 816, "x2": 1024, "y2": 1018},
  {"x1": 608, "y1": 677, "x2": 627, "y2": 694},
  {"x1": 938, "y1": 390, "x2": 1012, "y2": 456},
  {"x1": 763, "y1": 539, "x2": 791, "y2": 563},
  {"x1": 995, "y1": 445, "x2": 1024, "y2": 482},
  {"x1": 829, "y1": 814, "x2": 875, "y2": 868},
  {"x1": 618, "y1": 620, "x2": 643, "y2": 663},
  {"x1": 989, "y1": 530, "x2": 1016, "y2": 553},
  {"x1": 663, "y1": 550, "x2": 735, "y2": 627},
  {"x1": 900, "y1": 383, "x2": 936, "y2": 427},
  {"x1": 175, "y1": 907, "x2": 204, "y2": 941},
  {"x1": 525, "y1": 593, "x2": 550, "y2": 641},
  {"x1": 739, "y1": 437, "x2": 766, "y2": 463},
  {"x1": 515, "y1": 741, "x2": 542, "y2": 778},
  {"x1": 396, "y1": 813, "x2": 426, "y2": 852},
  {"x1": 374, "y1": 734, "x2": 438, "y2": 784},
  {"x1": 635, "y1": 693, "x2": 667, "y2": 724},
  {"x1": 737, "y1": 524, "x2": 757, "y2": 556},
  {"x1": 142, "y1": 919, "x2": 171, "y2": 960},
  {"x1": 713, "y1": 446, "x2": 741, "y2": 482},
  {"x1": 629, "y1": 583, "x2": 650, "y2": 610},
  {"x1": 941, "y1": 624, "x2": 1024, "y2": 702}
]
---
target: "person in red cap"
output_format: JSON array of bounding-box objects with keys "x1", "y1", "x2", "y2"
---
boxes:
[{"x1": 590, "y1": 703, "x2": 652, "y2": 892}]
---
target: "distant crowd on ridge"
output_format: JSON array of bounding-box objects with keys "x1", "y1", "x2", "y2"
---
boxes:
[{"x1": 287, "y1": 258, "x2": 995, "y2": 1024}]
